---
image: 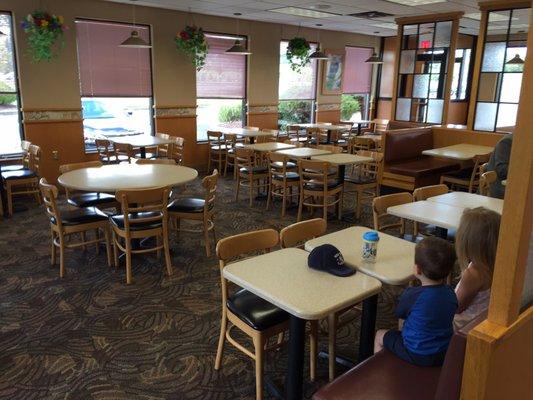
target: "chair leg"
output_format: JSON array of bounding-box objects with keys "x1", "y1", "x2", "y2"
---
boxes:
[
  {"x1": 125, "y1": 240, "x2": 132, "y2": 284},
  {"x1": 59, "y1": 237, "x2": 66, "y2": 278},
  {"x1": 235, "y1": 176, "x2": 240, "y2": 202},
  {"x1": 355, "y1": 190, "x2": 362, "y2": 219},
  {"x1": 281, "y1": 185, "x2": 287, "y2": 218},
  {"x1": 328, "y1": 313, "x2": 337, "y2": 382},
  {"x1": 297, "y1": 192, "x2": 304, "y2": 222},
  {"x1": 203, "y1": 218, "x2": 211, "y2": 257},
  {"x1": 6, "y1": 184, "x2": 13, "y2": 217},
  {"x1": 104, "y1": 227, "x2": 112, "y2": 267},
  {"x1": 81, "y1": 231, "x2": 87, "y2": 251},
  {"x1": 94, "y1": 229, "x2": 100, "y2": 254},
  {"x1": 50, "y1": 230, "x2": 56, "y2": 265},
  {"x1": 253, "y1": 334, "x2": 265, "y2": 400},
  {"x1": 249, "y1": 178, "x2": 254, "y2": 207},
  {"x1": 163, "y1": 230, "x2": 172, "y2": 277},
  {"x1": 207, "y1": 152, "x2": 212, "y2": 174},
  {"x1": 215, "y1": 311, "x2": 227, "y2": 370},
  {"x1": 266, "y1": 182, "x2": 272, "y2": 211},
  {"x1": 310, "y1": 320, "x2": 318, "y2": 382}
]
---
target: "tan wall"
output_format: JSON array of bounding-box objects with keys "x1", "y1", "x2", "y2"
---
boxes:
[
  {"x1": 1, "y1": 0, "x2": 381, "y2": 180},
  {"x1": 432, "y1": 126, "x2": 502, "y2": 147},
  {"x1": 379, "y1": 36, "x2": 397, "y2": 99}
]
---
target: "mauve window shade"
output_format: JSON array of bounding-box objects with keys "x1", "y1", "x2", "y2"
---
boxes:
[
  {"x1": 342, "y1": 47, "x2": 373, "y2": 94},
  {"x1": 196, "y1": 35, "x2": 246, "y2": 99},
  {"x1": 76, "y1": 20, "x2": 152, "y2": 97}
]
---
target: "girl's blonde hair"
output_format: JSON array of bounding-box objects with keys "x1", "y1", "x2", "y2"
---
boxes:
[{"x1": 455, "y1": 207, "x2": 501, "y2": 278}]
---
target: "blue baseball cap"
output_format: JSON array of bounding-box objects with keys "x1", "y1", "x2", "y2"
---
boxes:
[{"x1": 308, "y1": 244, "x2": 356, "y2": 277}]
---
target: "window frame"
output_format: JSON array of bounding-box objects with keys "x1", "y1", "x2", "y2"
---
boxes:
[
  {"x1": 74, "y1": 18, "x2": 155, "y2": 153},
  {"x1": 0, "y1": 10, "x2": 24, "y2": 158},
  {"x1": 451, "y1": 47, "x2": 474, "y2": 102},
  {"x1": 196, "y1": 32, "x2": 249, "y2": 143}
]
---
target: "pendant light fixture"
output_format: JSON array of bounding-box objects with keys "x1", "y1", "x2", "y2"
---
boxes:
[
  {"x1": 226, "y1": 13, "x2": 251, "y2": 55},
  {"x1": 309, "y1": 24, "x2": 328, "y2": 60},
  {"x1": 120, "y1": 0, "x2": 151, "y2": 48},
  {"x1": 506, "y1": 53, "x2": 525, "y2": 65},
  {"x1": 365, "y1": 52, "x2": 383, "y2": 64}
]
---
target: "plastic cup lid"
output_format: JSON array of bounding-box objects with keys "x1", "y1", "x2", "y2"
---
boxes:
[{"x1": 363, "y1": 231, "x2": 380, "y2": 242}]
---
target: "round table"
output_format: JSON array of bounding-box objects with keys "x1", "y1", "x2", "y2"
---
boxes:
[{"x1": 57, "y1": 164, "x2": 198, "y2": 192}]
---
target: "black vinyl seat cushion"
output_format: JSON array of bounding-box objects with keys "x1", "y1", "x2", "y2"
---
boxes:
[
  {"x1": 168, "y1": 197, "x2": 211, "y2": 213},
  {"x1": 441, "y1": 167, "x2": 474, "y2": 180},
  {"x1": 240, "y1": 166, "x2": 268, "y2": 174},
  {"x1": 304, "y1": 179, "x2": 342, "y2": 191},
  {"x1": 344, "y1": 175, "x2": 376, "y2": 185},
  {"x1": 137, "y1": 152, "x2": 157, "y2": 159},
  {"x1": 1, "y1": 164, "x2": 26, "y2": 172},
  {"x1": 68, "y1": 192, "x2": 116, "y2": 208},
  {"x1": 272, "y1": 172, "x2": 299, "y2": 181},
  {"x1": 272, "y1": 161, "x2": 297, "y2": 169},
  {"x1": 1, "y1": 169, "x2": 37, "y2": 180},
  {"x1": 226, "y1": 289, "x2": 289, "y2": 331},
  {"x1": 110, "y1": 212, "x2": 163, "y2": 231},
  {"x1": 51, "y1": 207, "x2": 108, "y2": 226}
]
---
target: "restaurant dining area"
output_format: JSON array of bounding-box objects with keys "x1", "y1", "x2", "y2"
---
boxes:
[{"x1": 0, "y1": 0, "x2": 532, "y2": 399}]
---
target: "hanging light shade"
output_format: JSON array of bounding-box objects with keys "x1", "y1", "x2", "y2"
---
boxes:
[
  {"x1": 226, "y1": 39, "x2": 251, "y2": 55},
  {"x1": 365, "y1": 52, "x2": 383, "y2": 64},
  {"x1": 120, "y1": 30, "x2": 151, "y2": 48},
  {"x1": 309, "y1": 46, "x2": 328, "y2": 60},
  {"x1": 506, "y1": 53, "x2": 525, "y2": 64}
]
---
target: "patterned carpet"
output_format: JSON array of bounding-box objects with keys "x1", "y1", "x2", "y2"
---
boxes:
[{"x1": 0, "y1": 175, "x2": 405, "y2": 399}]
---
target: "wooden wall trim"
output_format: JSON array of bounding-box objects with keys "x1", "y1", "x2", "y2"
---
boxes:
[
  {"x1": 24, "y1": 119, "x2": 84, "y2": 124},
  {"x1": 154, "y1": 106, "x2": 197, "y2": 118},
  {"x1": 478, "y1": 0, "x2": 531, "y2": 11},
  {"x1": 22, "y1": 109, "x2": 83, "y2": 123},
  {"x1": 395, "y1": 11, "x2": 464, "y2": 25},
  {"x1": 442, "y1": 18, "x2": 461, "y2": 124},
  {"x1": 467, "y1": 10, "x2": 489, "y2": 129},
  {"x1": 155, "y1": 105, "x2": 197, "y2": 109}
]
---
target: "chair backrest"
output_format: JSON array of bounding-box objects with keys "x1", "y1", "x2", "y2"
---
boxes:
[
  {"x1": 259, "y1": 129, "x2": 278, "y2": 142},
  {"x1": 115, "y1": 187, "x2": 169, "y2": 233},
  {"x1": 170, "y1": 136, "x2": 185, "y2": 165},
  {"x1": 59, "y1": 160, "x2": 103, "y2": 174},
  {"x1": 350, "y1": 137, "x2": 375, "y2": 153},
  {"x1": 216, "y1": 229, "x2": 279, "y2": 263},
  {"x1": 29, "y1": 144, "x2": 41, "y2": 174},
  {"x1": 156, "y1": 132, "x2": 170, "y2": 140},
  {"x1": 202, "y1": 169, "x2": 218, "y2": 212},
  {"x1": 114, "y1": 142, "x2": 133, "y2": 162},
  {"x1": 317, "y1": 144, "x2": 343, "y2": 154},
  {"x1": 20, "y1": 140, "x2": 31, "y2": 167},
  {"x1": 468, "y1": 153, "x2": 492, "y2": 192},
  {"x1": 39, "y1": 178, "x2": 61, "y2": 228},
  {"x1": 354, "y1": 150, "x2": 384, "y2": 182},
  {"x1": 244, "y1": 126, "x2": 260, "y2": 131},
  {"x1": 413, "y1": 184, "x2": 449, "y2": 201},
  {"x1": 155, "y1": 132, "x2": 171, "y2": 158},
  {"x1": 135, "y1": 158, "x2": 176, "y2": 165},
  {"x1": 299, "y1": 159, "x2": 332, "y2": 192},
  {"x1": 280, "y1": 218, "x2": 327, "y2": 248},
  {"x1": 95, "y1": 139, "x2": 115, "y2": 162},
  {"x1": 372, "y1": 192, "x2": 413, "y2": 232},
  {"x1": 286, "y1": 124, "x2": 302, "y2": 137},
  {"x1": 284, "y1": 138, "x2": 305, "y2": 148},
  {"x1": 479, "y1": 171, "x2": 497, "y2": 196},
  {"x1": 207, "y1": 131, "x2": 224, "y2": 147},
  {"x1": 307, "y1": 127, "x2": 326, "y2": 143},
  {"x1": 371, "y1": 119, "x2": 389, "y2": 133},
  {"x1": 235, "y1": 147, "x2": 254, "y2": 170}
]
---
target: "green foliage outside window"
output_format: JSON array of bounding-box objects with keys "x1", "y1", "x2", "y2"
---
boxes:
[
  {"x1": 340, "y1": 94, "x2": 362, "y2": 121},
  {"x1": 0, "y1": 82, "x2": 16, "y2": 105},
  {"x1": 278, "y1": 100, "x2": 312, "y2": 130},
  {"x1": 218, "y1": 104, "x2": 242, "y2": 122}
]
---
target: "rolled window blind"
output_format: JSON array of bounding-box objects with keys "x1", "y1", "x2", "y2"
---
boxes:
[{"x1": 342, "y1": 46, "x2": 373, "y2": 94}]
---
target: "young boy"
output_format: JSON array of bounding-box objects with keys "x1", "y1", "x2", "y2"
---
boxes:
[{"x1": 374, "y1": 236, "x2": 458, "y2": 367}]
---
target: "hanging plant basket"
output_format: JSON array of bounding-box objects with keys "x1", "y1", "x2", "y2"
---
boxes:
[
  {"x1": 286, "y1": 37, "x2": 311, "y2": 73},
  {"x1": 21, "y1": 10, "x2": 66, "y2": 63},
  {"x1": 175, "y1": 25, "x2": 209, "y2": 71}
]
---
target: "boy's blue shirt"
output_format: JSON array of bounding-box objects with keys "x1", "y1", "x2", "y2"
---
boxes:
[{"x1": 398, "y1": 284, "x2": 458, "y2": 355}]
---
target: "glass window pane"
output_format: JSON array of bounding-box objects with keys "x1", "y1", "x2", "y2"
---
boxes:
[
  {"x1": 459, "y1": 49, "x2": 471, "y2": 99},
  {"x1": 279, "y1": 100, "x2": 313, "y2": 129},
  {"x1": 341, "y1": 94, "x2": 367, "y2": 121},
  {"x1": 279, "y1": 41, "x2": 317, "y2": 100},
  {"x1": 504, "y1": 47, "x2": 527, "y2": 72},
  {"x1": 478, "y1": 72, "x2": 499, "y2": 102},
  {"x1": 427, "y1": 99, "x2": 444, "y2": 123},
  {"x1": 429, "y1": 73, "x2": 444, "y2": 99},
  {"x1": 418, "y1": 23, "x2": 434, "y2": 49},
  {"x1": 82, "y1": 97, "x2": 152, "y2": 149},
  {"x1": 510, "y1": 8, "x2": 530, "y2": 35},
  {"x1": 396, "y1": 98, "x2": 412, "y2": 121},
  {"x1": 434, "y1": 21, "x2": 452, "y2": 48},
  {"x1": 486, "y1": 10, "x2": 511, "y2": 40},
  {"x1": 400, "y1": 50, "x2": 416, "y2": 74},
  {"x1": 402, "y1": 25, "x2": 418, "y2": 50},
  {"x1": 413, "y1": 74, "x2": 429, "y2": 98},
  {"x1": 0, "y1": 98, "x2": 21, "y2": 154},
  {"x1": 482, "y1": 42, "x2": 506, "y2": 72},
  {"x1": 474, "y1": 102, "x2": 497, "y2": 131},
  {"x1": 398, "y1": 74, "x2": 413, "y2": 98},
  {"x1": 197, "y1": 98, "x2": 244, "y2": 142},
  {"x1": 0, "y1": 14, "x2": 16, "y2": 92},
  {"x1": 500, "y1": 73, "x2": 523, "y2": 103},
  {"x1": 496, "y1": 103, "x2": 518, "y2": 129}
]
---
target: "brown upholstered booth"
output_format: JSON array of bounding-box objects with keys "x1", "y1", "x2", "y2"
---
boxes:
[{"x1": 312, "y1": 312, "x2": 487, "y2": 400}]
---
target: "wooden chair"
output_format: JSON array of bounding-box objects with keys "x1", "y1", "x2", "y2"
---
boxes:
[
  {"x1": 362, "y1": 118, "x2": 389, "y2": 134},
  {"x1": 266, "y1": 153, "x2": 300, "y2": 217},
  {"x1": 224, "y1": 135, "x2": 239, "y2": 178},
  {"x1": 307, "y1": 128, "x2": 328, "y2": 146},
  {"x1": 39, "y1": 178, "x2": 112, "y2": 278},
  {"x1": 2, "y1": 144, "x2": 41, "y2": 216},
  {"x1": 345, "y1": 150, "x2": 384, "y2": 219},
  {"x1": 297, "y1": 159, "x2": 343, "y2": 223},
  {"x1": 479, "y1": 171, "x2": 497, "y2": 196},
  {"x1": 287, "y1": 124, "x2": 308, "y2": 144},
  {"x1": 95, "y1": 139, "x2": 123, "y2": 164},
  {"x1": 168, "y1": 170, "x2": 218, "y2": 257},
  {"x1": 169, "y1": 136, "x2": 185, "y2": 165},
  {"x1": 114, "y1": 142, "x2": 134, "y2": 164},
  {"x1": 154, "y1": 132, "x2": 171, "y2": 159},
  {"x1": 58, "y1": 161, "x2": 117, "y2": 209},
  {"x1": 316, "y1": 144, "x2": 343, "y2": 154},
  {"x1": 256, "y1": 129, "x2": 278, "y2": 143},
  {"x1": 235, "y1": 148, "x2": 269, "y2": 207},
  {"x1": 215, "y1": 229, "x2": 290, "y2": 400},
  {"x1": 412, "y1": 184, "x2": 449, "y2": 237},
  {"x1": 1, "y1": 140, "x2": 32, "y2": 172},
  {"x1": 135, "y1": 158, "x2": 176, "y2": 165},
  {"x1": 207, "y1": 131, "x2": 227, "y2": 174},
  {"x1": 372, "y1": 192, "x2": 413, "y2": 237},
  {"x1": 349, "y1": 137, "x2": 374, "y2": 153},
  {"x1": 110, "y1": 187, "x2": 172, "y2": 284},
  {"x1": 440, "y1": 153, "x2": 491, "y2": 193}
]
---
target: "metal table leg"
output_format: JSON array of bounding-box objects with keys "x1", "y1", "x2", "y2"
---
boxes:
[
  {"x1": 286, "y1": 315, "x2": 306, "y2": 400},
  {"x1": 358, "y1": 294, "x2": 378, "y2": 363}
]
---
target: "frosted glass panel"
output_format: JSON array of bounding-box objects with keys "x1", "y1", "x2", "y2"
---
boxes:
[
  {"x1": 429, "y1": 73, "x2": 443, "y2": 98},
  {"x1": 418, "y1": 23, "x2": 434, "y2": 48},
  {"x1": 413, "y1": 74, "x2": 429, "y2": 98},
  {"x1": 400, "y1": 50, "x2": 416, "y2": 73},
  {"x1": 504, "y1": 47, "x2": 526, "y2": 72},
  {"x1": 434, "y1": 21, "x2": 452, "y2": 47},
  {"x1": 500, "y1": 73, "x2": 523, "y2": 103},
  {"x1": 427, "y1": 99, "x2": 444, "y2": 124},
  {"x1": 474, "y1": 102, "x2": 497, "y2": 131},
  {"x1": 496, "y1": 103, "x2": 518, "y2": 128},
  {"x1": 396, "y1": 98, "x2": 412, "y2": 121},
  {"x1": 482, "y1": 42, "x2": 506, "y2": 72}
]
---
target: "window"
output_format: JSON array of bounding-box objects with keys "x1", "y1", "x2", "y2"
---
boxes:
[
  {"x1": 75, "y1": 20, "x2": 153, "y2": 151},
  {"x1": 451, "y1": 48, "x2": 472, "y2": 100},
  {"x1": 196, "y1": 34, "x2": 247, "y2": 142},
  {"x1": 278, "y1": 41, "x2": 317, "y2": 129},
  {"x1": 474, "y1": 8, "x2": 530, "y2": 132},
  {"x1": 341, "y1": 46, "x2": 373, "y2": 121},
  {"x1": 0, "y1": 12, "x2": 22, "y2": 156},
  {"x1": 395, "y1": 21, "x2": 453, "y2": 124}
]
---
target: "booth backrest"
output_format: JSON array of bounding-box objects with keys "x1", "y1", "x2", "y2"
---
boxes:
[
  {"x1": 388, "y1": 121, "x2": 428, "y2": 130},
  {"x1": 384, "y1": 127, "x2": 434, "y2": 164}
]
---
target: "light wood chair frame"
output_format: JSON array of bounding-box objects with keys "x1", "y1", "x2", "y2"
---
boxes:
[
  {"x1": 207, "y1": 131, "x2": 226, "y2": 174},
  {"x1": 440, "y1": 153, "x2": 492, "y2": 193},
  {"x1": 412, "y1": 184, "x2": 449, "y2": 236},
  {"x1": 95, "y1": 139, "x2": 118, "y2": 164},
  {"x1": 169, "y1": 136, "x2": 185, "y2": 165},
  {"x1": 266, "y1": 153, "x2": 300, "y2": 217},
  {"x1": 479, "y1": 171, "x2": 497, "y2": 196},
  {"x1": 372, "y1": 192, "x2": 413, "y2": 236},
  {"x1": 235, "y1": 148, "x2": 269, "y2": 207},
  {"x1": 114, "y1": 142, "x2": 134, "y2": 164}
]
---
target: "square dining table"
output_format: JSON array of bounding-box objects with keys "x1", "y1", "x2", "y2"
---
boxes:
[
  {"x1": 311, "y1": 153, "x2": 374, "y2": 184},
  {"x1": 276, "y1": 147, "x2": 332, "y2": 159},
  {"x1": 111, "y1": 135, "x2": 173, "y2": 158},
  {"x1": 421, "y1": 143, "x2": 494, "y2": 161},
  {"x1": 223, "y1": 247, "x2": 382, "y2": 400},
  {"x1": 220, "y1": 128, "x2": 275, "y2": 144},
  {"x1": 244, "y1": 142, "x2": 295, "y2": 152},
  {"x1": 427, "y1": 192, "x2": 503, "y2": 214}
]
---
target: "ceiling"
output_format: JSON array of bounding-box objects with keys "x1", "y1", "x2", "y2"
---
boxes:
[{"x1": 102, "y1": 0, "x2": 524, "y2": 37}]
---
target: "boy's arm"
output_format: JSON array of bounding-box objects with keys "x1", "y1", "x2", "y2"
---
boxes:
[{"x1": 395, "y1": 288, "x2": 421, "y2": 319}]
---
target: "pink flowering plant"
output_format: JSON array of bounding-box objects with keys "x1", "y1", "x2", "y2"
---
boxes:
[
  {"x1": 175, "y1": 25, "x2": 208, "y2": 71},
  {"x1": 21, "y1": 10, "x2": 66, "y2": 63}
]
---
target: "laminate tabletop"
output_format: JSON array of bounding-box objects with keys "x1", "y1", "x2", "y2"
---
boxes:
[
  {"x1": 111, "y1": 135, "x2": 173, "y2": 147},
  {"x1": 244, "y1": 142, "x2": 295, "y2": 152},
  {"x1": 387, "y1": 201, "x2": 463, "y2": 230},
  {"x1": 427, "y1": 192, "x2": 503, "y2": 214},
  {"x1": 422, "y1": 143, "x2": 494, "y2": 160},
  {"x1": 276, "y1": 147, "x2": 332, "y2": 159},
  {"x1": 311, "y1": 153, "x2": 373, "y2": 165}
]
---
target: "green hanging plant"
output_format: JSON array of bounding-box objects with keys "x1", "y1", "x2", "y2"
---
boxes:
[
  {"x1": 21, "y1": 10, "x2": 66, "y2": 63},
  {"x1": 175, "y1": 25, "x2": 209, "y2": 71},
  {"x1": 286, "y1": 37, "x2": 311, "y2": 73}
]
